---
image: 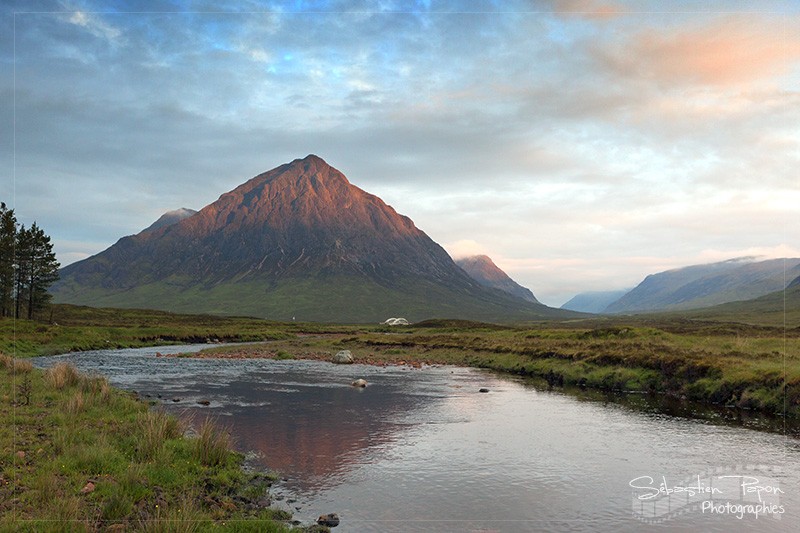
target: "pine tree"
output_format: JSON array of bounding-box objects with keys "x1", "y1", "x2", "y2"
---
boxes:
[
  {"x1": 15, "y1": 224, "x2": 31, "y2": 319},
  {"x1": 0, "y1": 202, "x2": 15, "y2": 317},
  {"x1": 26, "y1": 223, "x2": 59, "y2": 319},
  {"x1": 15, "y1": 223, "x2": 59, "y2": 320}
]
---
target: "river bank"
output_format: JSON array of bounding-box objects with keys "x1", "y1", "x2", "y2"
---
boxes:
[{"x1": 0, "y1": 353, "x2": 330, "y2": 531}]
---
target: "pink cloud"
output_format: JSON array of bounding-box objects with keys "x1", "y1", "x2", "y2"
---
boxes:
[
  {"x1": 552, "y1": 0, "x2": 623, "y2": 20},
  {"x1": 598, "y1": 16, "x2": 800, "y2": 87}
]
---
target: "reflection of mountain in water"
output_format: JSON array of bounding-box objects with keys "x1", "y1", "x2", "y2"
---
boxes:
[{"x1": 178, "y1": 369, "x2": 443, "y2": 493}]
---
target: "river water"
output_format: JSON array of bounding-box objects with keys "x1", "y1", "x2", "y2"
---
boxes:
[{"x1": 34, "y1": 345, "x2": 800, "y2": 532}]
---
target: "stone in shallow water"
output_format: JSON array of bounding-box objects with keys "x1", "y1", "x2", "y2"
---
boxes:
[
  {"x1": 351, "y1": 379, "x2": 367, "y2": 388},
  {"x1": 317, "y1": 512, "x2": 340, "y2": 527}
]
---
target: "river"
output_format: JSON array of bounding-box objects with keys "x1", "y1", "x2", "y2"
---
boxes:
[{"x1": 34, "y1": 345, "x2": 800, "y2": 532}]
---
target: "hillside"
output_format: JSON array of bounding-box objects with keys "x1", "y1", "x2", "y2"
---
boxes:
[
  {"x1": 682, "y1": 277, "x2": 800, "y2": 326},
  {"x1": 605, "y1": 258, "x2": 800, "y2": 313}
]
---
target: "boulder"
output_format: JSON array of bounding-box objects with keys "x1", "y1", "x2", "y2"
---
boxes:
[
  {"x1": 331, "y1": 350, "x2": 354, "y2": 364},
  {"x1": 351, "y1": 379, "x2": 367, "y2": 388},
  {"x1": 317, "y1": 513, "x2": 340, "y2": 527}
]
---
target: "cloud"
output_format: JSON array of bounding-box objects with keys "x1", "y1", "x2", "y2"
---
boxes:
[
  {"x1": 3, "y1": 3, "x2": 797, "y2": 309},
  {"x1": 551, "y1": 0, "x2": 623, "y2": 20},
  {"x1": 597, "y1": 15, "x2": 800, "y2": 87},
  {"x1": 444, "y1": 240, "x2": 489, "y2": 260},
  {"x1": 65, "y1": 10, "x2": 122, "y2": 42}
]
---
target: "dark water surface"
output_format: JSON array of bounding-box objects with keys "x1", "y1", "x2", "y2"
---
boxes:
[{"x1": 35, "y1": 346, "x2": 800, "y2": 532}]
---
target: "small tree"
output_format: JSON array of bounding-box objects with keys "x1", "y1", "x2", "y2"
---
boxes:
[{"x1": 18, "y1": 374, "x2": 32, "y2": 406}]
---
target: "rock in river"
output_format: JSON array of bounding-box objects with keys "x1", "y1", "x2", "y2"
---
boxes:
[
  {"x1": 332, "y1": 350, "x2": 354, "y2": 364},
  {"x1": 317, "y1": 513, "x2": 340, "y2": 527},
  {"x1": 351, "y1": 378, "x2": 367, "y2": 388}
]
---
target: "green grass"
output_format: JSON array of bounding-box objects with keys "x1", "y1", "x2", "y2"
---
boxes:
[
  {"x1": 0, "y1": 360, "x2": 300, "y2": 532},
  {"x1": 0, "y1": 304, "x2": 294, "y2": 358}
]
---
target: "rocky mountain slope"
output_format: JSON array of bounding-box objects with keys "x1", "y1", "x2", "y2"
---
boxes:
[
  {"x1": 455, "y1": 255, "x2": 538, "y2": 303},
  {"x1": 53, "y1": 155, "x2": 573, "y2": 323}
]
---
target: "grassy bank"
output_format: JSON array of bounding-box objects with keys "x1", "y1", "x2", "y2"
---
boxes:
[
  {"x1": 0, "y1": 305, "x2": 298, "y2": 358},
  {"x1": 0, "y1": 355, "x2": 315, "y2": 532},
  {"x1": 192, "y1": 318, "x2": 800, "y2": 418}
]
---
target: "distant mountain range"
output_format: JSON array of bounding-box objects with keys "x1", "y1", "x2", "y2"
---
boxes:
[
  {"x1": 603, "y1": 257, "x2": 800, "y2": 313},
  {"x1": 455, "y1": 255, "x2": 538, "y2": 303},
  {"x1": 560, "y1": 289, "x2": 631, "y2": 313},
  {"x1": 52, "y1": 155, "x2": 574, "y2": 323}
]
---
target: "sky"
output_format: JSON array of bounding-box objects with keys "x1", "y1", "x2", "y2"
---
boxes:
[{"x1": 2, "y1": 0, "x2": 799, "y2": 306}]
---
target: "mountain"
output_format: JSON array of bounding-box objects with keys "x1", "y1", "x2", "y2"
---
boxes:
[
  {"x1": 605, "y1": 257, "x2": 800, "y2": 313},
  {"x1": 141, "y1": 208, "x2": 197, "y2": 233},
  {"x1": 682, "y1": 273, "x2": 800, "y2": 327},
  {"x1": 52, "y1": 155, "x2": 573, "y2": 323},
  {"x1": 560, "y1": 289, "x2": 630, "y2": 313},
  {"x1": 455, "y1": 255, "x2": 538, "y2": 303}
]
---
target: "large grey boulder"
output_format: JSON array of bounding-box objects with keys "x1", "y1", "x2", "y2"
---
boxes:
[{"x1": 332, "y1": 350, "x2": 354, "y2": 364}]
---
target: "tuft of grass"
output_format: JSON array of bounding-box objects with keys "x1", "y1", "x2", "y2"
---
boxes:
[
  {"x1": 10, "y1": 358, "x2": 33, "y2": 375},
  {"x1": 138, "y1": 409, "x2": 183, "y2": 461},
  {"x1": 45, "y1": 361, "x2": 81, "y2": 389},
  {"x1": 80, "y1": 373, "x2": 111, "y2": 400},
  {"x1": 195, "y1": 418, "x2": 233, "y2": 467},
  {"x1": 66, "y1": 389, "x2": 85, "y2": 415}
]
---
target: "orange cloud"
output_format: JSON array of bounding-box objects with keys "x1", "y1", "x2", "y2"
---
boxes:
[
  {"x1": 552, "y1": 0, "x2": 623, "y2": 20},
  {"x1": 599, "y1": 16, "x2": 800, "y2": 86}
]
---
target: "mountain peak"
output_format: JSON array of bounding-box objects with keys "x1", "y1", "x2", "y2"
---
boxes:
[{"x1": 455, "y1": 255, "x2": 539, "y2": 303}]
